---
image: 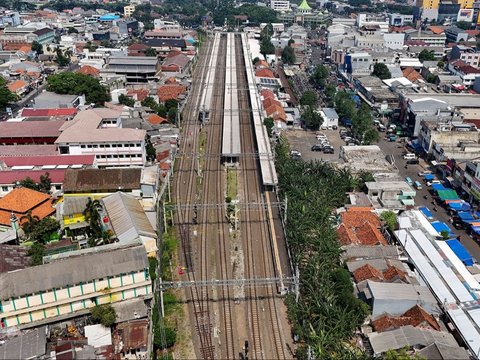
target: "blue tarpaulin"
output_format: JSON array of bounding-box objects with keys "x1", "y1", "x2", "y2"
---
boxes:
[
  {"x1": 431, "y1": 221, "x2": 454, "y2": 235},
  {"x1": 419, "y1": 206, "x2": 434, "y2": 220},
  {"x1": 472, "y1": 226, "x2": 480, "y2": 235},
  {"x1": 448, "y1": 201, "x2": 472, "y2": 212},
  {"x1": 446, "y1": 239, "x2": 474, "y2": 266},
  {"x1": 457, "y1": 212, "x2": 474, "y2": 221},
  {"x1": 424, "y1": 174, "x2": 435, "y2": 181},
  {"x1": 431, "y1": 183, "x2": 446, "y2": 191}
]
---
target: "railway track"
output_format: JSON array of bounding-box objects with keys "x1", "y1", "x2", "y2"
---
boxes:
[
  {"x1": 234, "y1": 34, "x2": 288, "y2": 359},
  {"x1": 174, "y1": 37, "x2": 215, "y2": 359}
]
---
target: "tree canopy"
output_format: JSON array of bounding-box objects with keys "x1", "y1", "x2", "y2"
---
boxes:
[
  {"x1": 31, "y1": 41, "x2": 43, "y2": 55},
  {"x1": 0, "y1": 77, "x2": 17, "y2": 109},
  {"x1": 371, "y1": 63, "x2": 391, "y2": 80},
  {"x1": 300, "y1": 90, "x2": 317, "y2": 107},
  {"x1": 118, "y1": 94, "x2": 135, "y2": 107},
  {"x1": 310, "y1": 64, "x2": 329, "y2": 88},
  {"x1": 352, "y1": 103, "x2": 379, "y2": 144},
  {"x1": 418, "y1": 49, "x2": 435, "y2": 62},
  {"x1": 18, "y1": 173, "x2": 52, "y2": 193},
  {"x1": 281, "y1": 45, "x2": 296, "y2": 65},
  {"x1": 91, "y1": 304, "x2": 117, "y2": 327},
  {"x1": 334, "y1": 91, "x2": 356, "y2": 120},
  {"x1": 275, "y1": 138, "x2": 371, "y2": 357},
  {"x1": 260, "y1": 36, "x2": 275, "y2": 57},
  {"x1": 47, "y1": 72, "x2": 110, "y2": 106}
]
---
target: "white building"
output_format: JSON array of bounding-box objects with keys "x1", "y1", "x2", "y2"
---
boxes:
[
  {"x1": 55, "y1": 108, "x2": 147, "y2": 167},
  {"x1": 153, "y1": 19, "x2": 181, "y2": 31},
  {"x1": 0, "y1": 244, "x2": 151, "y2": 328},
  {"x1": 270, "y1": 0, "x2": 290, "y2": 11},
  {"x1": 124, "y1": 5, "x2": 135, "y2": 17},
  {"x1": 320, "y1": 108, "x2": 339, "y2": 128}
]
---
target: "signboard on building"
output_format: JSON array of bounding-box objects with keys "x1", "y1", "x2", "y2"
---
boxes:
[{"x1": 457, "y1": 9, "x2": 474, "y2": 22}]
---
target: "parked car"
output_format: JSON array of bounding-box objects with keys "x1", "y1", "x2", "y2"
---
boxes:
[
  {"x1": 291, "y1": 150, "x2": 302, "y2": 158},
  {"x1": 387, "y1": 135, "x2": 397, "y2": 142},
  {"x1": 405, "y1": 177, "x2": 413, "y2": 186},
  {"x1": 414, "y1": 181, "x2": 422, "y2": 190},
  {"x1": 427, "y1": 179, "x2": 441, "y2": 187},
  {"x1": 378, "y1": 124, "x2": 386, "y2": 132},
  {"x1": 418, "y1": 170, "x2": 433, "y2": 177},
  {"x1": 403, "y1": 153, "x2": 416, "y2": 160},
  {"x1": 344, "y1": 136, "x2": 352, "y2": 143},
  {"x1": 406, "y1": 159, "x2": 419, "y2": 165},
  {"x1": 323, "y1": 147, "x2": 334, "y2": 154},
  {"x1": 311, "y1": 144, "x2": 323, "y2": 151}
]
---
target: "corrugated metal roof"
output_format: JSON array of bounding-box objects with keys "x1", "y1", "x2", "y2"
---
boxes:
[
  {"x1": 103, "y1": 192, "x2": 156, "y2": 243},
  {"x1": 63, "y1": 196, "x2": 90, "y2": 216},
  {"x1": 0, "y1": 245, "x2": 148, "y2": 298}
]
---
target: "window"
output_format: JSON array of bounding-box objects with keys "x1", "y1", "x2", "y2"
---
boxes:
[
  {"x1": 81, "y1": 145, "x2": 86, "y2": 148},
  {"x1": 1, "y1": 186, "x2": 8, "y2": 192}
]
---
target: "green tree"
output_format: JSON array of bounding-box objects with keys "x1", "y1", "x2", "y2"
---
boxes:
[
  {"x1": 47, "y1": 72, "x2": 110, "y2": 106},
  {"x1": 441, "y1": 230, "x2": 450, "y2": 240},
  {"x1": 371, "y1": 62, "x2": 391, "y2": 80},
  {"x1": 84, "y1": 41, "x2": 98, "y2": 52},
  {"x1": 456, "y1": 21, "x2": 471, "y2": 30},
  {"x1": 27, "y1": 242, "x2": 45, "y2": 266},
  {"x1": 118, "y1": 94, "x2": 135, "y2": 107},
  {"x1": 418, "y1": 49, "x2": 435, "y2": 62},
  {"x1": 0, "y1": 77, "x2": 17, "y2": 109},
  {"x1": 437, "y1": 60, "x2": 445, "y2": 69},
  {"x1": 153, "y1": 323, "x2": 177, "y2": 349},
  {"x1": 381, "y1": 210, "x2": 398, "y2": 232},
  {"x1": 334, "y1": 91, "x2": 356, "y2": 120},
  {"x1": 90, "y1": 304, "x2": 117, "y2": 327},
  {"x1": 146, "y1": 136, "x2": 156, "y2": 161},
  {"x1": 19, "y1": 177, "x2": 40, "y2": 191},
  {"x1": 303, "y1": 106, "x2": 322, "y2": 130},
  {"x1": 164, "y1": 99, "x2": 178, "y2": 111},
  {"x1": 31, "y1": 40, "x2": 43, "y2": 55},
  {"x1": 311, "y1": 64, "x2": 329, "y2": 88},
  {"x1": 263, "y1": 117, "x2": 274, "y2": 137},
  {"x1": 167, "y1": 106, "x2": 177, "y2": 123},
  {"x1": 22, "y1": 216, "x2": 60, "y2": 244},
  {"x1": 67, "y1": 27, "x2": 79, "y2": 34},
  {"x1": 83, "y1": 198, "x2": 103, "y2": 244},
  {"x1": 20, "y1": 211, "x2": 40, "y2": 235},
  {"x1": 363, "y1": 127, "x2": 380, "y2": 144},
  {"x1": 145, "y1": 47, "x2": 157, "y2": 57},
  {"x1": 300, "y1": 90, "x2": 317, "y2": 107},
  {"x1": 260, "y1": 36, "x2": 275, "y2": 57},
  {"x1": 55, "y1": 48, "x2": 71, "y2": 67},
  {"x1": 352, "y1": 104, "x2": 379, "y2": 144},
  {"x1": 149, "y1": 257, "x2": 158, "y2": 282},
  {"x1": 281, "y1": 45, "x2": 296, "y2": 65},
  {"x1": 141, "y1": 96, "x2": 158, "y2": 110},
  {"x1": 39, "y1": 172, "x2": 52, "y2": 194}
]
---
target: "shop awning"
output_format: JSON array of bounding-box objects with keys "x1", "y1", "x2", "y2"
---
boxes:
[
  {"x1": 448, "y1": 201, "x2": 471, "y2": 212},
  {"x1": 446, "y1": 239, "x2": 473, "y2": 266},
  {"x1": 438, "y1": 189, "x2": 460, "y2": 201},
  {"x1": 431, "y1": 221, "x2": 454, "y2": 235},
  {"x1": 419, "y1": 206, "x2": 434, "y2": 220},
  {"x1": 457, "y1": 212, "x2": 474, "y2": 221},
  {"x1": 431, "y1": 183, "x2": 446, "y2": 191},
  {"x1": 424, "y1": 174, "x2": 435, "y2": 181}
]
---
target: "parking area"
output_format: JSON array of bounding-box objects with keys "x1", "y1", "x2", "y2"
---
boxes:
[{"x1": 284, "y1": 128, "x2": 345, "y2": 162}]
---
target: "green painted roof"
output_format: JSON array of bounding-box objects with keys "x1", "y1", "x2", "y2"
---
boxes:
[{"x1": 298, "y1": 0, "x2": 312, "y2": 10}]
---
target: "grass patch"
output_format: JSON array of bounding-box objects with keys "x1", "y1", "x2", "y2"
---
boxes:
[{"x1": 226, "y1": 167, "x2": 237, "y2": 200}]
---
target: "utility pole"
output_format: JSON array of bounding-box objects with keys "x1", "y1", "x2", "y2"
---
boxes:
[
  {"x1": 295, "y1": 265, "x2": 300, "y2": 303},
  {"x1": 284, "y1": 195, "x2": 288, "y2": 224}
]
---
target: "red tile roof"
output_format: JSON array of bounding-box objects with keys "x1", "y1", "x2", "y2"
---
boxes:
[
  {"x1": 126, "y1": 89, "x2": 149, "y2": 102},
  {"x1": 157, "y1": 84, "x2": 186, "y2": 102},
  {"x1": 165, "y1": 77, "x2": 177, "y2": 84},
  {"x1": 0, "y1": 187, "x2": 55, "y2": 226},
  {"x1": 0, "y1": 145, "x2": 58, "y2": 157},
  {"x1": 353, "y1": 264, "x2": 384, "y2": 282},
  {"x1": 77, "y1": 65, "x2": 100, "y2": 77},
  {"x1": 0, "y1": 120, "x2": 65, "y2": 139},
  {"x1": 147, "y1": 114, "x2": 168, "y2": 125},
  {"x1": 255, "y1": 60, "x2": 269, "y2": 68},
  {"x1": 458, "y1": 65, "x2": 480, "y2": 74},
  {"x1": 128, "y1": 43, "x2": 149, "y2": 51},
  {"x1": 338, "y1": 208, "x2": 387, "y2": 246},
  {"x1": 429, "y1": 26, "x2": 445, "y2": 34},
  {"x1": 402, "y1": 67, "x2": 423, "y2": 82},
  {"x1": 261, "y1": 89, "x2": 275, "y2": 100},
  {"x1": 373, "y1": 305, "x2": 440, "y2": 332},
  {"x1": 0, "y1": 170, "x2": 66, "y2": 184},
  {"x1": 382, "y1": 265, "x2": 407, "y2": 282},
  {"x1": 7, "y1": 79, "x2": 27, "y2": 92},
  {"x1": 0, "y1": 155, "x2": 94, "y2": 167},
  {"x1": 255, "y1": 68, "x2": 275, "y2": 78},
  {"x1": 21, "y1": 108, "x2": 77, "y2": 117}
]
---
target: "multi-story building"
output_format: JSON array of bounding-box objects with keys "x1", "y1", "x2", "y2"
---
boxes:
[
  {"x1": 117, "y1": 19, "x2": 139, "y2": 36},
  {"x1": 124, "y1": 4, "x2": 135, "y2": 17},
  {"x1": 0, "y1": 244, "x2": 151, "y2": 328},
  {"x1": 270, "y1": 0, "x2": 291, "y2": 11},
  {"x1": 444, "y1": 26, "x2": 469, "y2": 43},
  {"x1": 407, "y1": 31, "x2": 446, "y2": 47},
  {"x1": 414, "y1": 0, "x2": 439, "y2": 20},
  {"x1": 344, "y1": 52, "x2": 373, "y2": 76},
  {"x1": 105, "y1": 56, "x2": 160, "y2": 83},
  {"x1": 388, "y1": 13, "x2": 414, "y2": 26},
  {"x1": 0, "y1": 11, "x2": 20, "y2": 27},
  {"x1": 55, "y1": 108, "x2": 147, "y2": 167},
  {"x1": 450, "y1": 45, "x2": 480, "y2": 67}
]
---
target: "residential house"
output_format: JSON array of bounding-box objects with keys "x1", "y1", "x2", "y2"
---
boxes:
[
  {"x1": 0, "y1": 244, "x2": 151, "y2": 328},
  {"x1": 157, "y1": 84, "x2": 186, "y2": 102},
  {"x1": 77, "y1": 65, "x2": 100, "y2": 77},
  {"x1": 449, "y1": 45, "x2": 480, "y2": 67},
  {"x1": 113, "y1": 319, "x2": 148, "y2": 359},
  {"x1": 127, "y1": 43, "x2": 149, "y2": 57},
  {"x1": 54, "y1": 108, "x2": 147, "y2": 167},
  {"x1": 372, "y1": 305, "x2": 440, "y2": 333},
  {"x1": 7, "y1": 79, "x2": 28, "y2": 96},
  {"x1": 320, "y1": 108, "x2": 339, "y2": 128},
  {"x1": 365, "y1": 181, "x2": 416, "y2": 209},
  {"x1": 0, "y1": 120, "x2": 65, "y2": 145},
  {"x1": 33, "y1": 92, "x2": 84, "y2": 109},
  {"x1": 448, "y1": 60, "x2": 480, "y2": 86},
  {"x1": 58, "y1": 196, "x2": 90, "y2": 234},
  {"x1": 161, "y1": 52, "x2": 191, "y2": 74},
  {"x1": 103, "y1": 192, "x2": 157, "y2": 257},
  {"x1": 0, "y1": 187, "x2": 55, "y2": 230},
  {"x1": 337, "y1": 207, "x2": 388, "y2": 247},
  {"x1": 105, "y1": 56, "x2": 160, "y2": 83}
]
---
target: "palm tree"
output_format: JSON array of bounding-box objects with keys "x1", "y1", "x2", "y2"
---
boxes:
[
  {"x1": 20, "y1": 211, "x2": 40, "y2": 234},
  {"x1": 83, "y1": 198, "x2": 103, "y2": 242}
]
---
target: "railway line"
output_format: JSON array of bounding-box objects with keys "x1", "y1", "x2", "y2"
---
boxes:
[{"x1": 173, "y1": 32, "x2": 292, "y2": 359}]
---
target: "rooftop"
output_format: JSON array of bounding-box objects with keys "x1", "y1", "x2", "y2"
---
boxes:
[
  {"x1": 0, "y1": 120, "x2": 65, "y2": 139},
  {"x1": 0, "y1": 155, "x2": 94, "y2": 168},
  {"x1": 0, "y1": 169, "x2": 65, "y2": 184},
  {"x1": 55, "y1": 108, "x2": 145, "y2": 144},
  {"x1": 0, "y1": 244, "x2": 148, "y2": 299},
  {"x1": 108, "y1": 56, "x2": 159, "y2": 66},
  {"x1": 0, "y1": 326, "x2": 47, "y2": 360},
  {"x1": 21, "y1": 108, "x2": 78, "y2": 118},
  {"x1": 0, "y1": 245, "x2": 30, "y2": 273},
  {"x1": 63, "y1": 168, "x2": 142, "y2": 193},
  {"x1": 0, "y1": 145, "x2": 58, "y2": 157}
]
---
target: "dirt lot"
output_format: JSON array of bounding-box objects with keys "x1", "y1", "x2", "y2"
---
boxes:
[{"x1": 284, "y1": 128, "x2": 346, "y2": 163}]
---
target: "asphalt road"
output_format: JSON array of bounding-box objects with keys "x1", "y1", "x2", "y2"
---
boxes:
[{"x1": 377, "y1": 136, "x2": 480, "y2": 261}]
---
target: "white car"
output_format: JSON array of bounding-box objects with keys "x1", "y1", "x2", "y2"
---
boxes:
[
  {"x1": 290, "y1": 150, "x2": 302, "y2": 158},
  {"x1": 418, "y1": 171, "x2": 433, "y2": 177},
  {"x1": 427, "y1": 180, "x2": 441, "y2": 187}
]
